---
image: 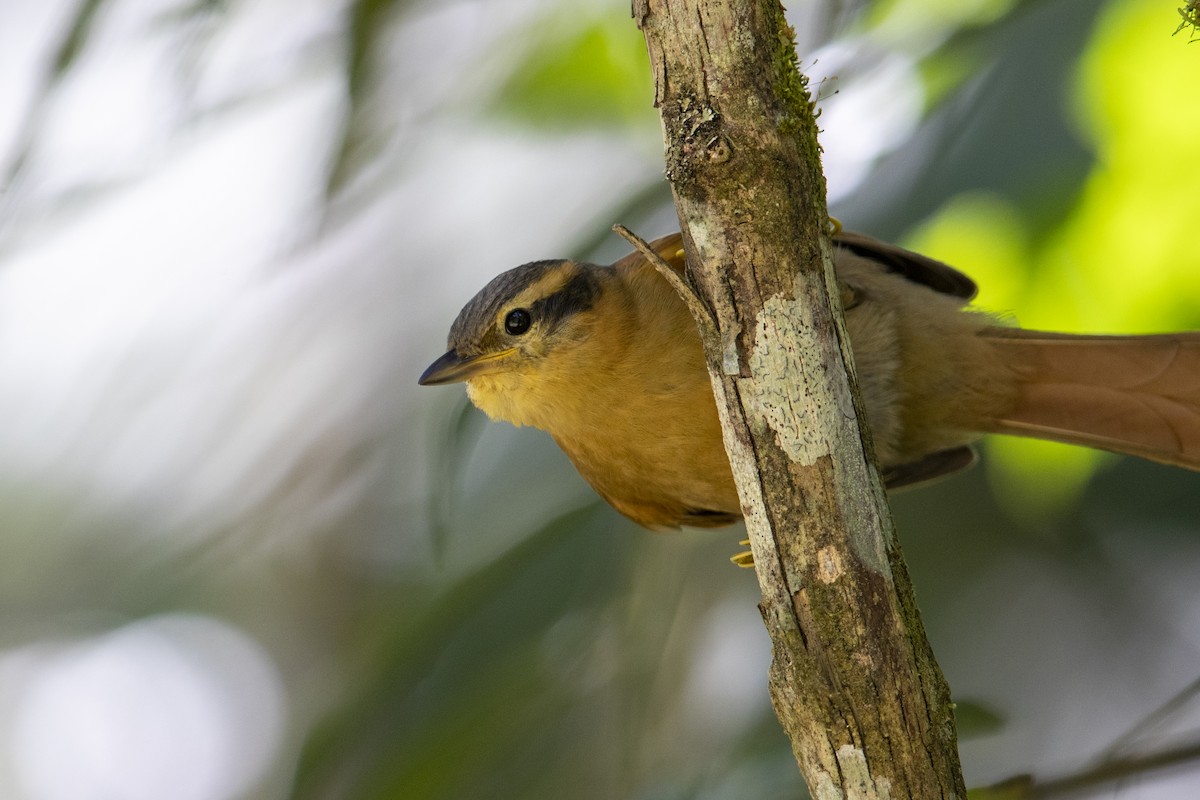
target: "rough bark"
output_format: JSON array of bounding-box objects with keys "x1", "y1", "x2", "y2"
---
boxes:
[{"x1": 632, "y1": 1, "x2": 967, "y2": 797}]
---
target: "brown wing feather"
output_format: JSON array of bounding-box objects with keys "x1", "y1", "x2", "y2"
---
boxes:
[
  {"x1": 834, "y1": 230, "x2": 978, "y2": 301},
  {"x1": 882, "y1": 447, "x2": 978, "y2": 489},
  {"x1": 610, "y1": 232, "x2": 687, "y2": 275},
  {"x1": 613, "y1": 230, "x2": 976, "y2": 300}
]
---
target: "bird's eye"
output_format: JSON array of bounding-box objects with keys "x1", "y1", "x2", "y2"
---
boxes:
[{"x1": 504, "y1": 308, "x2": 532, "y2": 335}]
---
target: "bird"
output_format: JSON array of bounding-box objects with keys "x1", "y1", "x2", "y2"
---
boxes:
[{"x1": 419, "y1": 229, "x2": 1200, "y2": 531}]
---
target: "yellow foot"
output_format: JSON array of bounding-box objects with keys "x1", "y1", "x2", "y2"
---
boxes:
[
  {"x1": 829, "y1": 216, "x2": 843, "y2": 236},
  {"x1": 730, "y1": 538, "x2": 755, "y2": 568}
]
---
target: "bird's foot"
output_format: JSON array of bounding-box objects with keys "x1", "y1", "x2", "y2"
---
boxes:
[{"x1": 730, "y1": 538, "x2": 754, "y2": 568}]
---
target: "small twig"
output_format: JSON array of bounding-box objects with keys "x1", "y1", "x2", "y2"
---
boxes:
[
  {"x1": 1101, "y1": 672, "x2": 1200, "y2": 761},
  {"x1": 612, "y1": 224, "x2": 719, "y2": 344},
  {"x1": 1032, "y1": 738, "x2": 1200, "y2": 798},
  {"x1": 1176, "y1": 0, "x2": 1200, "y2": 40}
]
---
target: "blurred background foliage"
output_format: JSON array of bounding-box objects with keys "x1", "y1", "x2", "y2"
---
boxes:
[{"x1": 0, "y1": 0, "x2": 1199, "y2": 798}]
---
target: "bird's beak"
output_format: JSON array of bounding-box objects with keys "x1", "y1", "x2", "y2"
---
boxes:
[{"x1": 418, "y1": 348, "x2": 518, "y2": 386}]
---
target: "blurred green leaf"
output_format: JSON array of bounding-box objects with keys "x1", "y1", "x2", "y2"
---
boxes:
[
  {"x1": 426, "y1": 395, "x2": 490, "y2": 566},
  {"x1": 869, "y1": 0, "x2": 1019, "y2": 33},
  {"x1": 326, "y1": 0, "x2": 413, "y2": 197},
  {"x1": 967, "y1": 775, "x2": 1033, "y2": 800},
  {"x1": 953, "y1": 698, "x2": 1006, "y2": 737},
  {"x1": 292, "y1": 503, "x2": 632, "y2": 800},
  {"x1": 492, "y1": 14, "x2": 653, "y2": 130},
  {"x1": 51, "y1": 0, "x2": 105, "y2": 75}
]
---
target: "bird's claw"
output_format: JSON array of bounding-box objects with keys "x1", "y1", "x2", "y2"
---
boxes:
[{"x1": 730, "y1": 538, "x2": 755, "y2": 568}]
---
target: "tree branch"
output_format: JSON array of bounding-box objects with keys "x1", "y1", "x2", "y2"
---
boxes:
[{"x1": 633, "y1": 1, "x2": 966, "y2": 796}]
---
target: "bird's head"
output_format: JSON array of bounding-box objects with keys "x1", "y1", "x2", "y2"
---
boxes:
[{"x1": 419, "y1": 259, "x2": 617, "y2": 424}]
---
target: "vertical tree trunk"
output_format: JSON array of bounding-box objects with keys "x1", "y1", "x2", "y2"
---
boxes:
[{"x1": 632, "y1": 1, "x2": 967, "y2": 796}]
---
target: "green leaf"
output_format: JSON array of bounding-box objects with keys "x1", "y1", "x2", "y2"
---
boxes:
[{"x1": 492, "y1": 16, "x2": 653, "y2": 130}]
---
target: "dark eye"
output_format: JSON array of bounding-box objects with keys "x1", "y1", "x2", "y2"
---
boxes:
[{"x1": 504, "y1": 308, "x2": 531, "y2": 335}]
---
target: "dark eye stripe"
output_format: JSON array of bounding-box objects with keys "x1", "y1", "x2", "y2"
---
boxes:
[
  {"x1": 446, "y1": 261, "x2": 601, "y2": 354},
  {"x1": 529, "y1": 268, "x2": 598, "y2": 330}
]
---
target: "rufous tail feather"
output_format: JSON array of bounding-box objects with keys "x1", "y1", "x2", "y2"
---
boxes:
[{"x1": 980, "y1": 329, "x2": 1200, "y2": 470}]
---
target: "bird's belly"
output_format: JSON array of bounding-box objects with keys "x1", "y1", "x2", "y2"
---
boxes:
[{"x1": 553, "y1": 399, "x2": 741, "y2": 528}]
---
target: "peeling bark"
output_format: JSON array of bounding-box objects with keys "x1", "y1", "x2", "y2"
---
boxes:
[{"x1": 633, "y1": 1, "x2": 967, "y2": 797}]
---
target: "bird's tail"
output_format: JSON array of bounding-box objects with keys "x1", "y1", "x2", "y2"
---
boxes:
[{"x1": 978, "y1": 328, "x2": 1200, "y2": 470}]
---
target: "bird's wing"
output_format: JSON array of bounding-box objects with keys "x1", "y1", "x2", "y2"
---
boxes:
[
  {"x1": 880, "y1": 446, "x2": 977, "y2": 489},
  {"x1": 614, "y1": 230, "x2": 975, "y2": 300},
  {"x1": 834, "y1": 230, "x2": 978, "y2": 301},
  {"x1": 610, "y1": 232, "x2": 687, "y2": 276}
]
